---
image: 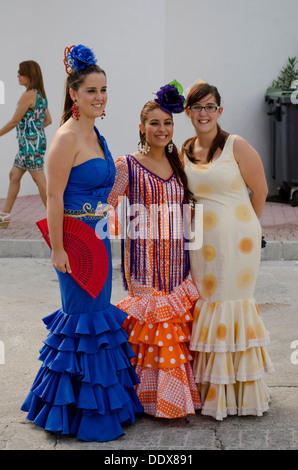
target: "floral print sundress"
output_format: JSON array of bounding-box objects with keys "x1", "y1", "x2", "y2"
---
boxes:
[{"x1": 13, "y1": 90, "x2": 48, "y2": 171}]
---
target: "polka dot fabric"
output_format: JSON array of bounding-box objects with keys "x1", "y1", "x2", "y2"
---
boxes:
[
  {"x1": 184, "y1": 135, "x2": 274, "y2": 420},
  {"x1": 109, "y1": 156, "x2": 202, "y2": 418}
]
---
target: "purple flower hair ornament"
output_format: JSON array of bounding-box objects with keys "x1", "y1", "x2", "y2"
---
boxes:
[
  {"x1": 154, "y1": 79, "x2": 185, "y2": 114},
  {"x1": 63, "y1": 44, "x2": 97, "y2": 75}
]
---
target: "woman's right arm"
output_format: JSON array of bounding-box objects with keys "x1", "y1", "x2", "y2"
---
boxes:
[
  {"x1": 108, "y1": 156, "x2": 129, "y2": 207},
  {"x1": 108, "y1": 156, "x2": 129, "y2": 237},
  {"x1": 44, "y1": 108, "x2": 52, "y2": 128},
  {"x1": 0, "y1": 90, "x2": 35, "y2": 137},
  {"x1": 234, "y1": 136, "x2": 268, "y2": 218},
  {"x1": 46, "y1": 130, "x2": 77, "y2": 273}
]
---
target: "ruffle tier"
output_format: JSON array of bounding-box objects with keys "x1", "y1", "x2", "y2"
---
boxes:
[
  {"x1": 198, "y1": 379, "x2": 271, "y2": 421},
  {"x1": 125, "y1": 314, "x2": 193, "y2": 369},
  {"x1": 190, "y1": 298, "x2": 271, "y2": 352},
  {"x1": 21, "y1": 305, "x2": 144, "y2": 442},
  {"x1": 190, "y1": 298, "x2": 274, "y2": 420},
  {"x1": 134, "y1": 363, "x2": 201, "y2": 418},
  {"x1": 117, "y1": 278, "x2": 202, "y2": 418},
  {"x1": 193, "y1": 346, "x2": 273, "y2": 384},
  {"x1": 118, "y1": 278, "x2": 199, "y2": 324}
]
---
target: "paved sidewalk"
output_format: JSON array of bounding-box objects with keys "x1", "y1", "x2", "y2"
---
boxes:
[
  {"x1": 1, "y1": 195, "x2": 298, "y2": 260},
  {"x1": 0, "y1": 258, "x2": 298, "y2": 450},
  {"x1": 0, "y1": 196, "x2": 298, "y2": 450},
  {"x1": 1, "y1": 195, "x2": 298, "y2": 241},
  {"x1": 0, "y1": 195, "x2": 46, "y2": 241}
]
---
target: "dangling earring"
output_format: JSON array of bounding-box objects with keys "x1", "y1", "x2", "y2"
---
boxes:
[
  {"x1": 71, "y1": 100, "x2": 80, "y2": 120},
  {"x1": 101, "y1": 110, "x2": 106, "y2": 120},
  {"x1": 168, "y1": 141, "x2": 174, "y2": 153},
  {"x1": 138, "y1": 139, "x2": 150, "y2": 155}
]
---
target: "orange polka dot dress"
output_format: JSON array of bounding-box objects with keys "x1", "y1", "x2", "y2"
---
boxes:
[
  {"x1": 108, "y1": 155, "x2": 201, "y2": 418},
  {"x1": 184, "y1": 135, "x2": 274, "y2": 420}
]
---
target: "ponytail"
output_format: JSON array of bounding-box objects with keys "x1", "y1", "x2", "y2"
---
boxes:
[
  {"x1": 60, "y1": 81, "x2": 73, "y2": 125},
  {"x1": 60, "y1": 64, "x2": 106, "y2": 125},
  {"x1": 165, "y1": 143, "x2": 194, "y2": 204}
]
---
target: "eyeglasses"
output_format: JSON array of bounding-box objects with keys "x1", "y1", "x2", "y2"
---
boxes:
[{"x1": 189, "y1": 105, "x2": 220, "y2": 113}]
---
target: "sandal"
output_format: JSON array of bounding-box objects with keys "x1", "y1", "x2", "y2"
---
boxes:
[{"x1": 0, "y1": 212, "x2": 10, "y2": 228}]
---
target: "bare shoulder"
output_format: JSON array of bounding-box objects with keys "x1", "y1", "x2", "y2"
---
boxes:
[
  {"x1": 19, "y1": 89, "x2": 36, "y2": 106},
  {"x1": 55, "y1": 126, "x2": 78, "y2": 145},
  {"x1": 130, "y1": 151, "x2": 146, "y2": 164},
  {"x1": 47, "y1": 126, "x2": 79, "y2": 168},
  {"x1": 24, "y1": 89, "x2": 36, "y2": 98},
  {"x1": 233, "y1": 135, "x2": 259, "y2": 162},
  {"x1": 233, "y1": 135, "x2": 252, "y2": 150},
  {"x1": 131, "y1": 151, "x2": 140, "y2": 159}
]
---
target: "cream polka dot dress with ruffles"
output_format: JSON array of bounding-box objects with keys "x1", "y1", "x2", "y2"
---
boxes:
[{"x1": 184, "y1": 134, "x2": 274, "y2": 420}]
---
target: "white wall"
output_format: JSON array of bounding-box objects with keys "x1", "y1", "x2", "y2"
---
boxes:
[
  {"x1": 0, "y1": 0, "x2": 297, "y2": 198},
  {"x1": 164, "y1": 0, "x2": 298, "y2": 194},
  {"x1": 0, "y1": 0, "x2": 166, "y2": 197}
]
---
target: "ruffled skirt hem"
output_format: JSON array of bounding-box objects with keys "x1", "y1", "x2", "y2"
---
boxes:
[
  {"x1": 191, "y1": 298, "x2": 271, "y2": 352},
  {"x1": 117, "y1": 278, "x2": 202, "y2": 418},
  {"x1": 134, "y1": 363, "x2": 202, "y2": 418},
  {"x1": 118, "y1": 278, "x2": 200, "y2": 324},
  {"x1": 21, "y1": 304, "x2": 144, "y2": 442},
  {"x1": 190, "y1": 298, "x2": 274, "y2": 420},
  {"x1": 198, "y1": 380, "x2": 271, "y2": 421}
]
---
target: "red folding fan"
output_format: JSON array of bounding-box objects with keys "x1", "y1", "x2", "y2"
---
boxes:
[{"x1": 36, "y1": 217, "x2": 109, "y2": 299}]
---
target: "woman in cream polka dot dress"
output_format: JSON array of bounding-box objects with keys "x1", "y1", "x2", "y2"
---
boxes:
[{"x1": 181, "y1": 81, "x2": 274, "y2": 420}]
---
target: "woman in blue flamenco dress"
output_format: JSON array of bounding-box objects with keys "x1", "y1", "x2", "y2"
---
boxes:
[{"x1": 21, "y1": 45, "x2": 143, "y2": 442}]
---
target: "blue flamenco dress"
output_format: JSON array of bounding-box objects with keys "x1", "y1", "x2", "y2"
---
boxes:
[{"x1": 21, "y1": 129, "x2": 143, "y2": 442}]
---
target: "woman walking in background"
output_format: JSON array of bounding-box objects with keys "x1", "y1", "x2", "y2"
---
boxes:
[{"x1": 0, "y1": 60, "x2": 51, "y2": 227}]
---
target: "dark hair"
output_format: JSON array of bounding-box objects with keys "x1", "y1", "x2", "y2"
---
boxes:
[
  {"x1": 140, "y1": 100, "x2": 193, "y2": 203},
  {"x1": 182, "y1": 82, "x2": 229, "y2": 163},
  {"x1": 18, "y1": 60, "x2": 46, "y2": 98},
  {"x1": 60, "y1": 64, "x2": 106, "y2": 125}
]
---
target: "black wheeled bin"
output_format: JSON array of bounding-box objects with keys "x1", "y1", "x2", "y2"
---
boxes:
[{"x1": 265, "y1": 87, "x2": 298, "y2": 206}]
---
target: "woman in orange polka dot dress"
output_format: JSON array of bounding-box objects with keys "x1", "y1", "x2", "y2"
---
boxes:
[
  {"x1": 108, "y1": 82, "x2": 201, "y2": 418},
  {"x1": 181, "y1": 81, "x2": 274, "y2": 420}
]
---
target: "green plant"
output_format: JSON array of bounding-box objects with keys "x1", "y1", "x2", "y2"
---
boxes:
[{"x1": 272, "y1": 56, "x2": 298, "y2": 88}]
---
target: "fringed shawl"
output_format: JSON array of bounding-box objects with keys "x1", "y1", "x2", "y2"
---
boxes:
[{"x1": 120, "y1": 155, "x2": 190, "y2": 294}]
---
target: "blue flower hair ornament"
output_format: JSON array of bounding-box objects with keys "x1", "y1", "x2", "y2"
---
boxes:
[
  {"x1": 154, "y1": 80, "x2": 185, "y2": 114},
  {"x1": 63, "y1": 44, "x2": 97, "y2": 75}
]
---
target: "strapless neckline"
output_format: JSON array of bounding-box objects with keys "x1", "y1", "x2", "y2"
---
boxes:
[{"x1": 73, "y1": 157, "x2": 107, "y2": 169}]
